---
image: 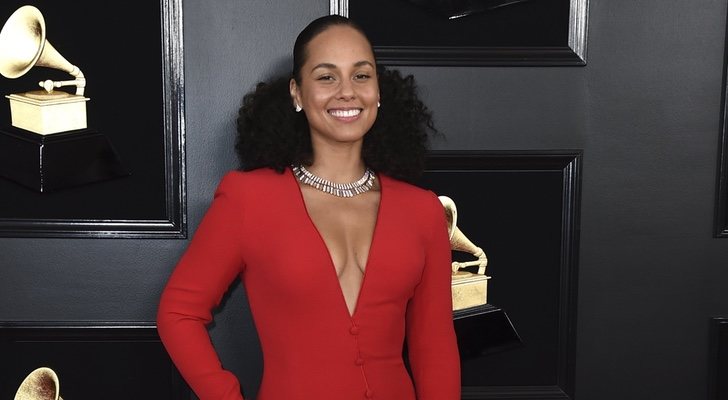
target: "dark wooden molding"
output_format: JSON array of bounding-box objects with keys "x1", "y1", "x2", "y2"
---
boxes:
[
  {"x1": 331, "y1": 0, "x2": 589, "y2": 66},
  {"x1": 715, "y1": 4, "x2": 728, "y2": 237}
]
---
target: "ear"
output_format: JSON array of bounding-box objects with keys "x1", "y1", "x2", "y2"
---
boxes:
[{"x1": 289, "y1": 78, "x2": 301, "y2": 109}]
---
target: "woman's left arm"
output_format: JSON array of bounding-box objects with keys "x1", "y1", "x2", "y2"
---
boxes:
[{"x1": 405, "y1": 192, "x2": 461, "y2": 400}]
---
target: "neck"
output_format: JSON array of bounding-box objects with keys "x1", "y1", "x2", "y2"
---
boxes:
[
  {"x1": 308, "y1": 137, "x2": 365, "y2": 181},
  {"x1": 307, "y1": 156, "x2": 366, "y2": 183}
]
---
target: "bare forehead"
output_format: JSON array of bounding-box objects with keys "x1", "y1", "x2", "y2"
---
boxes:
[{"x1": 303, "y1": 25, "x2": 375, "y2": 65}]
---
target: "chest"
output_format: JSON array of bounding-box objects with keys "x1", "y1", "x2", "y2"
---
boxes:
[
  {"x1": 239, "y1": 189, "x2": 428, "y2": 308},
  {"x1": 302, "y1": 188, "x2": 379, "y2": 275}
]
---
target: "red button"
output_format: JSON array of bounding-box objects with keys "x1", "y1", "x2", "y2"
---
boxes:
[
  {"x1": 355, "y1": 358, "x2": 364, "y2": 366},
  {"x1": 349, "y1": 326, "x2": 360, "y2": 335}
]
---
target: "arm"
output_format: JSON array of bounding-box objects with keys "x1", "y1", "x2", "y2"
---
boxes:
[
  {"x1": 405, "y1": 193, "x2": 461, "y2": 400},
  {"x1": 157, "y1": 174, "x2": 247, "y2": 400}
]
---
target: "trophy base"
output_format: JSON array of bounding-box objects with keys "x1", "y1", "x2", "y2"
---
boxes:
[
  {"x1": 403, "y1": 304, "x2": 522, "y2": 371},
  {"x1": 453, "y1": 303, "x2": 523, "y2": 358},
  {"x1": 0, "y1": 126, "x2": 130, "y2": 192},
  {"x1": 452, "y1": 272, "x2": 491, "y2": 311},
  {"x1": 7, "y1": 92, "x2": 90, "y2": 135}
]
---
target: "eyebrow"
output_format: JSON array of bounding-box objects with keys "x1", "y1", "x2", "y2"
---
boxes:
[{"x1": 310, "y1": 60, "x2": 375, "y2": 72}]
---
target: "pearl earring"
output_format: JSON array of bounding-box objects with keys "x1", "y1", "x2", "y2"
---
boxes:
[
  {"x1": 295, "y1": 104, "x2": 302, "y2": 112},
  {"x1": 377, "y1": 101, "x2": 381, "y2": 108}
]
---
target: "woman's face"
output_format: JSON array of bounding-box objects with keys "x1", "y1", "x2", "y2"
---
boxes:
[{"x1": 290, "y1": 25, "x2": 379, "y2": 147}]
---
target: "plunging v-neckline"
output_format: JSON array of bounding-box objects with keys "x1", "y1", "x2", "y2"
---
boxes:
[{"x1": 289, "y1": 167, "x2": 383, "y2": 319}]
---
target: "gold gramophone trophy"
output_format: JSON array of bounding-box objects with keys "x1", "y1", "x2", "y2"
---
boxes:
[
  {"x1": 439, "y1": 195, "x2": 492, "y2": 311},
  {"x1": 14, "y1": 367, "x2": 64, "y2": 400},
  {"x1": 0, "y1": 5, "x2": 88, "y2": 135},
  {"x1": 0, "y1": 5, "x2": 128, "y2": 192},
  {"x1": 439, "y1": 195, "x2": 523, "y2": 357}
]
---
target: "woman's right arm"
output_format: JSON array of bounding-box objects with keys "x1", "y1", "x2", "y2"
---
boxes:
[{"x1": 157, "y1": 173, "x2": 247, "y2": 400}]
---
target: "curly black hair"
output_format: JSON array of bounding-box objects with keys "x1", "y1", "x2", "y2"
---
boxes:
[{"x1": 235, "y1": 16, "x2": 442, "y2": 184}]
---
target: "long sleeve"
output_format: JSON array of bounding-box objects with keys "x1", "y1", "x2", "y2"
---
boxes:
[
  {"x1": 157, "y1": 174, "x2": 246, "y2": 400},
  {"x1": 405, "y1": 192, "x2": 461, "y2": 400}
]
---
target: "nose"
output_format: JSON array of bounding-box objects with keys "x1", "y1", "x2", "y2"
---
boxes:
[{"x1": 337, "y1": 79, "x2": 355, "y2": 100}]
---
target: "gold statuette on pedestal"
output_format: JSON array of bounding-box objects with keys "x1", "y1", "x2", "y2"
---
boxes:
[
  {"x1": 0, "y1": 5, "x2": 129, "y2": 192},
  {"x1": 0, "y1": 5, "x2": 89, "y2": 135},
  {"x1": 439, "y1": 195, "x2": 491, "y2": 311}
]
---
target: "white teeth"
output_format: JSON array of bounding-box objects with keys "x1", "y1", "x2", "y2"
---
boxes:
[{"x1": 329, "y1": 109, "x2": 361, "y2": 118}]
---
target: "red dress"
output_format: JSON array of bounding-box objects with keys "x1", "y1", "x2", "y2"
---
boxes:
[{"x1": 157, "y1": 168, "x2": 460, "y2": 400}]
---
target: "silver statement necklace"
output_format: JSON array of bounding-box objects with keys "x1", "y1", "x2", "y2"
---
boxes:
[{"x1": 292, "y1": 164, "x2": 376, "y2": 198}]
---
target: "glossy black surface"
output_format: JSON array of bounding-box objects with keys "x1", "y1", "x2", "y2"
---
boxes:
[
  {"x1": 0, "y1": 126, "x2": 129, "y2": 193},
  {"x1": 454, "y1": 304, "x2": 523, "y2": 359}
]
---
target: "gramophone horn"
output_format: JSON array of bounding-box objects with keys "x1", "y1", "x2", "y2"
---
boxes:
[
  {"x1": 438, "y1": 195, "x2": 488, "y2": 274},
  {"x1": 14, "y1": 367, "x2": 63, "y2": 400},
  {"x1": 450, "y1": 225, "x2": 481, "y2": 256},
  {"x1": 438, "y1": 195, "x2": 458, "y2": 240},
  {"x1": 0, "y1": 5, "x2": 84, "y2": 94},
  {"x1": 439, "y1": 195, "x2": 480, "y2": 253}
]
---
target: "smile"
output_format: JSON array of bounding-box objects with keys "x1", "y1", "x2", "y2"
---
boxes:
[{"x1": 328, "y1": 108, "x2": 362, "y2": 118}]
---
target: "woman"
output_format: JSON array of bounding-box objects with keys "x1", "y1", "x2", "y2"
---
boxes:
[{"x1": 157, "y1": 14, "x2": 461, "y2": 400}]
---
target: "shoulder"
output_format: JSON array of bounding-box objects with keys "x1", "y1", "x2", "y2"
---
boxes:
[
  {"x1": 216, "y1": 167, "x2": 290, "y2": 196},
  {"x1": 380, "y1": 174, "x2": 438, "y2": 200},
  {"x1": 380, "y1": 174, "x2": 442, "y2": 214},
  {"x1": 380, "y1": 174, "x2": 449, "y2": 243},
  {"x1": 219, "y1": 167, "x2": 285, "y2": 184}
]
